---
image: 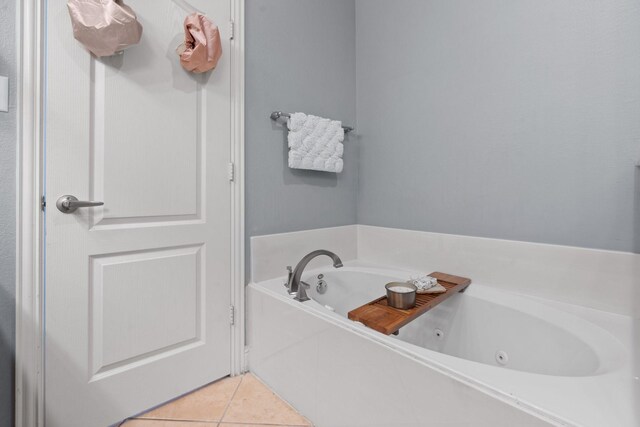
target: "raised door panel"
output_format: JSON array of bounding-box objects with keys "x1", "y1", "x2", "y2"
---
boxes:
[
  {"x1": 90, "y1": 6, "x2": 208, "y2": 227},
  {"x1": 90, "y1": 245, "x2": 205, "y2": 380}
]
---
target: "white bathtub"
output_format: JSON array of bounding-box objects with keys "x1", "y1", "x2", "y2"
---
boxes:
[{"x1": 248, "y1": 262, "x2": 634, "y2": 427}]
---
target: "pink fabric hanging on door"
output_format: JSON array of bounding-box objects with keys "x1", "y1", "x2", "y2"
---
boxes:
[
  {"x1": 177, "y1": 13, "x2": 222, "y2": 73},
  {"x1": 67, "y1": 0, "x2": 143, "y2": 57}
]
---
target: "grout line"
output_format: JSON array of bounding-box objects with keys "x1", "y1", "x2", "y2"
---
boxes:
[
  {"x1": 131, "y1": 373, "x2": 312, "y2": 427},
  {"x1": 248, "y1": 374, "x2": 313, "y2": 426},
  {"x1": 218, "y1": 374, "x2": 313, "y2": 427},
  {"x1": 135, "y1": 376, "x2": 231, "y2": 421},
  {"x1": 134, "y1": 375, "x2": 244, "y2": 424},
  {"x1": 218, "y1": 372, "x2": 245, "y2": 423}
]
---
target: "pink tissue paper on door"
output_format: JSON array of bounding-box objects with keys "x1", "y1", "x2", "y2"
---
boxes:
[
  {"x1": 67, "y1": 0, "x2": 143, "y2": 57},
  {"x1": 177, "y1": 13, "x2": 222, "y2": 73}
]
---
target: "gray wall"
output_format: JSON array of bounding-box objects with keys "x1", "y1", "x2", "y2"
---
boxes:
[
  {"x1": 245, "y1": 0, "x2": 358, "y2": 278},
  {"x1": 0, "y1": 0, "x2": 16, "y2": 425},
  {"x1": 356, "y1": 0, "x2": 640, "y2": 253}
]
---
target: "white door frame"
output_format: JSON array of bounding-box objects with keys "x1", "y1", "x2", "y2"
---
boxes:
[{"x1": 15, "y1": 1, "x2": 245, "y2": 426}]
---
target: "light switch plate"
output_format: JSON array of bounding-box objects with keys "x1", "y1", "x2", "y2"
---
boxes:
[{"x1": 0, "y1": 76, "x2": 8, "y2": 113}]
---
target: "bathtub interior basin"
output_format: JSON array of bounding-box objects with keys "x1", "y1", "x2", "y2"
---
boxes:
[
  {"x1": 303, "y1": 266, "x2": 619, "y2": 377},
  {"x1": 395, "y1": 295, "x2": 600, "y2": 376}
]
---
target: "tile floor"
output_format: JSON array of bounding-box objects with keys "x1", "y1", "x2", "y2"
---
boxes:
[{"x1": 122, "y1": 373, "x2": 312, "y2": 427}]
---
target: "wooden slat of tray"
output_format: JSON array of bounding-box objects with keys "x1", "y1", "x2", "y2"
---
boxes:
[{"x1": 347, "y1": 272, "x2": 471, "y2": 335}]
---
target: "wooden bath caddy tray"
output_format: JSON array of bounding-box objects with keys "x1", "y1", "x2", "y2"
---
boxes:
[{"x1": 347, "y1": 272, "x2": 471, "y2": 335}]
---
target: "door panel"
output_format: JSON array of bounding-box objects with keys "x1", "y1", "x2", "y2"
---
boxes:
[
  {"x1": 45, "y1": 1, "x2": 232, "y2": 426},
  {"x1": 90, "y1": 245, "x2": 203, "y2": 378},
  {"x1": 94, "y1": 49, "x2": 202, "y2": 224}
]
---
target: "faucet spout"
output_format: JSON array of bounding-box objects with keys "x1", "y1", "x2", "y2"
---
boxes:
[{"x1": 287, "y1": 250, "x2": 343, "y2": 302}]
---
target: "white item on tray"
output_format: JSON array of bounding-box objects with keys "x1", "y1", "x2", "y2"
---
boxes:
[{"x1": 408, "y1": 275, "x2": 446, "y2": 294}]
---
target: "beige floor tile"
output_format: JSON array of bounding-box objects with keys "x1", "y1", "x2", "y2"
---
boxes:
[
  {"x1": 138, "y1": 376, "x2": 242, "y2": 422},
  {"x1": 221, "y1": 374, "x2": 311, "y2": 426},
  {"x1": 123, "y1": 420, "x2": 214, "y2": 426}
]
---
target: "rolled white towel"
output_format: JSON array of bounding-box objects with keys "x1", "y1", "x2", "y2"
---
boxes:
[{"x1": 408, "y1": 275, "x2": 446, "y2": 294}]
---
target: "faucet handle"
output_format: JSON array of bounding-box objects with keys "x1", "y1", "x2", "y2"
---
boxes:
[
  {"x1": 294, "y1": 281, "x2": 311, "y2": 302},
  {"x1": 284, "y1": 266, "x2": 293, "y2": 290}
]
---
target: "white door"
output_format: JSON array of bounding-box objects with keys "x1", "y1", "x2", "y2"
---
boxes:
[{"x1": 44, "y1": 1, "x2": 233, "y2": 426}]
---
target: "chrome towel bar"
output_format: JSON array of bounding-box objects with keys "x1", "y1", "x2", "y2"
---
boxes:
[{"x1": 270, "y1": 111, "x2": 354, "y2": 133}]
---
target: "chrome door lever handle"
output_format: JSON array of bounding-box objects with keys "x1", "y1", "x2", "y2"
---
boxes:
[{"x1": 56, "y1": 195, "x2": 104, "y2": 213}]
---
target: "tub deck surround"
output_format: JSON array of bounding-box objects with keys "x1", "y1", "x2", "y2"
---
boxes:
[
  {"x1": 348, "y1": 272, "x2": 471, "y2": 335},
  {"x1": 356, "y1": 225, "x2": 639, "y2": 317},
  {"x1": 251, "y1": 225, "x2": 639, "y2": 317},
  {"x1": 250, "y1": 225, "x2": 358, "y2": 283}
]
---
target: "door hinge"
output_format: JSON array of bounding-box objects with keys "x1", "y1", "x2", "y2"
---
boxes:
[
  {"x1": 228, "y1": 162, "x2": 235, "y2": 181},
  {"x1": 41, "y1": 195, "x2": 46, "y2": 211},
  {"x1": 229, "y1": 20, "x2": 235, "y2": 40},
  {"x1": 229, "y1": 305, "x2": 236, "y2": 325}
]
